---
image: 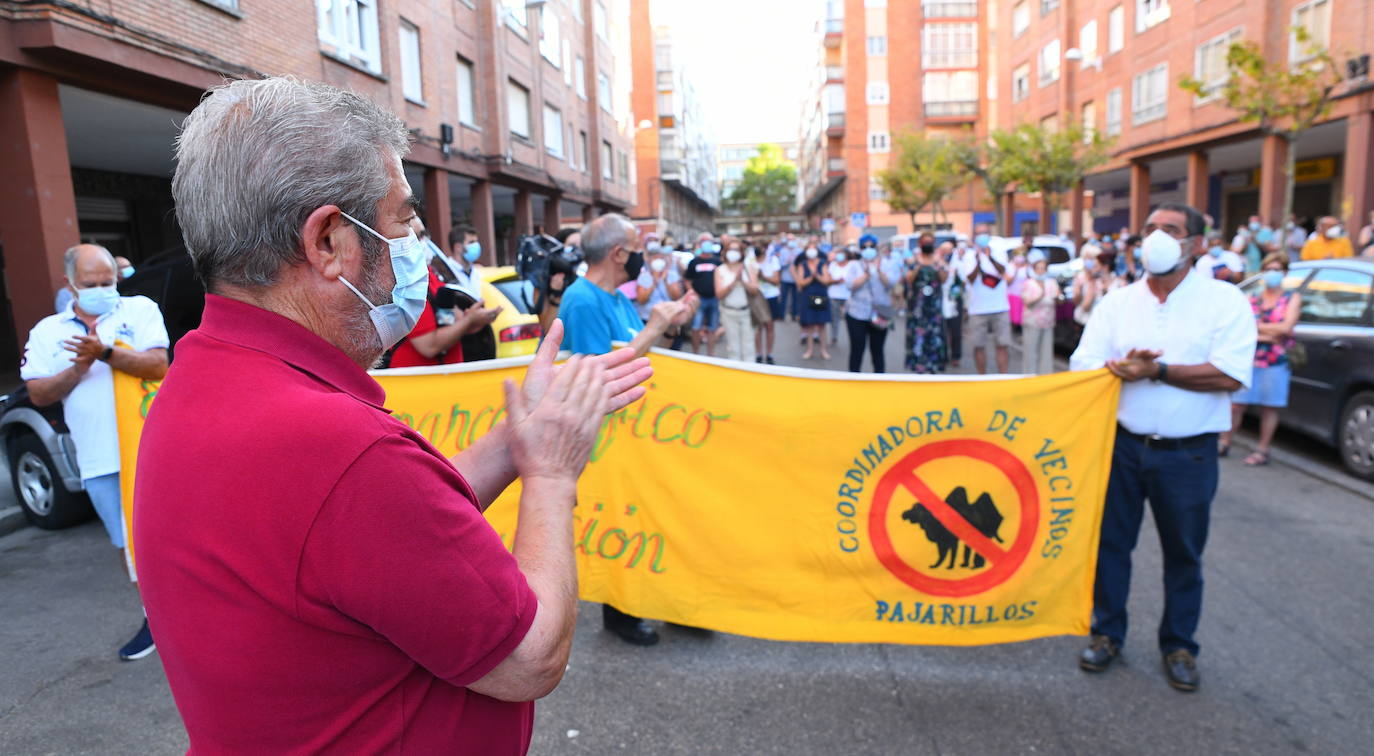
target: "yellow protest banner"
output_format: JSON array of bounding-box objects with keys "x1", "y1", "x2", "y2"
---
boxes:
[{"x1": 117, "y1": 352, "x2": 1119, "y2": 646}]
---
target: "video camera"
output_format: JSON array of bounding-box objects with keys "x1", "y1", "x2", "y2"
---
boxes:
[{"x1": 516, "y1": 233, "x2": 584, "y2": 312}]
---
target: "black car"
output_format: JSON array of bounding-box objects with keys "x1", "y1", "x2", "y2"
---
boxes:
[{"x1": 1240, "y1": 259, "x2": 1374, "y2": 479}]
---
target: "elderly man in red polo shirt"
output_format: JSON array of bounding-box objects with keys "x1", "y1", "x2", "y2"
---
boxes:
[{"x1": 134, "y1": 78, "x2": 652, "y2": 754}]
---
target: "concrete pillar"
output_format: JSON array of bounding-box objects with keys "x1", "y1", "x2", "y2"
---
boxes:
[
  {"x1": 514, "y1": 189, "x2": 534, "y2": 237},
  {"x1": 422, "y1": 167, "x2": 451, "y2": 250},
  {"x1": 1068, "y1": 181, "x2": 1085, "y2": 242},
  {"x1": 1343, "y1": 110, "x2": 1374, "y2": 238},
  {"x1": 1186, "y1": 150, "x2": 1209, "y2": 213},
  {"x1": 1259, "y1": 133, "x2": 1289, "y2": 227},
  {"x1": 1000, "y1": 191, "x2": 1015, "y2": 236},
  {"x1": 470, "y1": 180, "x2": 497, "y2": 265},
  {"x1": 543, "y1": 193, "x2": 563, "y2": 235},
  {"x1": 0, "y1": 69, "x2": 78, "y2": 340},
  {"x1": 1129, "y1": 161, "x2": 1151, "y2": 232}
]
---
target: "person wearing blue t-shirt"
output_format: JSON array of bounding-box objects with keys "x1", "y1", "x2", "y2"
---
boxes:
[{"x1": 556, "y1": 213, "x2": 697, "y2": 647}]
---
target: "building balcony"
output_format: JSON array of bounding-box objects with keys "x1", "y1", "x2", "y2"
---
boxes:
[
  {"x1": 824, "y1": 19, "x2": 842, "y2": 47},
  {"x1": 825, "y1": 65, "x2": 843, "y2": 83},
  {"x1": 924, "y1": 100, "x2": 978, "y2": 120},
  {"x1": 827, "y1": 157, "x2": 846, "y2": 175},
  {"x1": 825, "y1": 111, "x2": 844, "y2": 137},
  {"x1": 922, "y1": 1, "x2": 977, "y2": 18}
]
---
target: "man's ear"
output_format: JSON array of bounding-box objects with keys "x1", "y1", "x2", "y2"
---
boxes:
[{"x1": 302, "y1": 205, "x2": 350, "y2": 281}]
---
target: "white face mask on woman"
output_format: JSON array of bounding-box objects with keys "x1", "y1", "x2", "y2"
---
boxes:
[
  {"x1": 725, "y1": 250, "x2": 742, "y2": 263},
  {"x1": 805, "y1": 248, "x2": 819, "y2": 259}
]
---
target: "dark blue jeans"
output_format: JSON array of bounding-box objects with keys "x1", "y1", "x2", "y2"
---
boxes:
[
  {"x1": 780, "y1": 281, "x2": 798, "y2": 320},
  {"x1": 1092, "y1": 429, "x2": 1218, "y2": 656}
]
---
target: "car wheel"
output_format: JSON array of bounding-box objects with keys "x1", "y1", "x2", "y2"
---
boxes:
[
  {"x1": 7, "y1": 432, "x2": 91, "y2": 529},
  {"x1": 1338, "y1": 391, "x2": 1374, "y2": 480}
]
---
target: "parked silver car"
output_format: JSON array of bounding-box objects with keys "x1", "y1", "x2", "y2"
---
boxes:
[{"x1": 0, "y1": 389, "x2": 90, "y2": 528}]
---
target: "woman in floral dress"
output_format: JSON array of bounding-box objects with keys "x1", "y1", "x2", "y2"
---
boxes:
[{"x1": 904, "y1": 241, "x2": 949, "y2": 373}]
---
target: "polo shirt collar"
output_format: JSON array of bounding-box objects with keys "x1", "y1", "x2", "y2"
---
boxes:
[{"x1": 198, "y1": 294, "x2": 387, "y2": 410}]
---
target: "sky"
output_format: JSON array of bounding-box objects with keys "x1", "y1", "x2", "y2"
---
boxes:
[{"x1": 651, "y1": 0, "x2": 826, "y2": 146}]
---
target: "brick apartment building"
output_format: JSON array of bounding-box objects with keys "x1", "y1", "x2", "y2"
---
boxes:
[
  {"x1": 627, "y1": 0, "x2": 717, "y2": 245},
  {"x1": 996, "y1": 0, "x2": 1373, "y2": 241},
  {"x1": 798, "y1": 0, "x2": 1042, "y2": 244},
  {"x1": 0, "y1": 0, "x2": 637, "y2": 370}
]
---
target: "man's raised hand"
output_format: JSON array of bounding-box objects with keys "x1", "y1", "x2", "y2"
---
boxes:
[{"x1": 521, "y1": 320, "x2": 653, "y2": 414}]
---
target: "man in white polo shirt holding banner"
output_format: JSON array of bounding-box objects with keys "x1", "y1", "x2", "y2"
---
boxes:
[{"x1": 1070, "y1": 203, "x2": 1257, "y2": 692}]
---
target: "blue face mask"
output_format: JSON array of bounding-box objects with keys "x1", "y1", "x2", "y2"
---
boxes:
[
  {"x1": 1263, "y1": 270, "x2": 1285, "y2": 289},
  {"x1": 75, "y1": 285, "x2": 119, "y2": 316},
  {"x1": 861, "y1": 248, "x2": 878, "y2": 261},
  {"x1": 464, "y1": 241, "x2": 482, "y2": 263},
  {"x1": 337, "y1": 211, "x2": 430, "y2": 350},
  {"x1": 120, "y1": 266, "x2": 135, "y2": 279},
  {"x1": 1208, "y1": 246, "x2": 1222, "y2": 258},
  {"x1": 974, "y1": 233, "x2": 991, "y2": 248}
]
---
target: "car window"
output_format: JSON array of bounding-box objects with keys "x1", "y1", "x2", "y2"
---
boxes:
[
  {"x1": 491, "y1": 277, "x2": 535, "y2": 315},
  {"x1": 1240, "y1": 269, "x2": 1311, "y2": 298},
  {"x1": 1035, "y1": 246, "x2": 1071, "y2": 265},
  {"x1": 1298, "y1": 268, "x2": 1373, "y2": 326}
]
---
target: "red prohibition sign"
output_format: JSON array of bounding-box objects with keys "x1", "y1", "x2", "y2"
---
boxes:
[{"x1": 868, "y1": 439, "x2": 1040, "y2": 598}]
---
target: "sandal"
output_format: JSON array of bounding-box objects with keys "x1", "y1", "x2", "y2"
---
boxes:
[
  {"x1": 1218, "y1": 442, "x2": 1230, "y2": 458},
  {"x1": 1243, "y1": 451, "x2": 1270, "y2": 467}
]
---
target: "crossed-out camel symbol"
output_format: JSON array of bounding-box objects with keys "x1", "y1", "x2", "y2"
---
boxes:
[{"x1": 901, "y1": 486, "x2": 1005, "y2": 569}]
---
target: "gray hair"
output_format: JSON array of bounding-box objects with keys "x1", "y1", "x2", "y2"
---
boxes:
[
  {"x1": 64, "y1": 244, "x2": 116, "y2": 281},
  {"x1": 581, "y1": 213, "x2": 636, "y2": 265},
  {"x1": 172, "y1": 77, "x2": 410, "y2": 289}
]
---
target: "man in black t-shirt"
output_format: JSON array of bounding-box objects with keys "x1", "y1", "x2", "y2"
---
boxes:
[{"x1": 684, "y1": 232, "x2": 722, "y2": 356}]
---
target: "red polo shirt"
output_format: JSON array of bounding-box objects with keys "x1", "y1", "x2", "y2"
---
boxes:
[{"x1": 134, "y1": 294, "x2": 536, "y2": 754}]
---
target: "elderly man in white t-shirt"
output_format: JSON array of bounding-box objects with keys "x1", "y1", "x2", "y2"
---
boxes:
[
  {"x1": 22, "y1": 244, "x2": 170, "y2": 661},
  {"x1": 1070, "y1": 203, "x2": 1256, "y2": 693},
  {"x1": 958, "y1": 226, "x2": 1011, "y2": 374}
]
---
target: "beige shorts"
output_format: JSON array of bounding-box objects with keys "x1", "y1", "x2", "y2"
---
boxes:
[{"x1": 966, "y1": 312, "x2": 1012, "y2": 349}]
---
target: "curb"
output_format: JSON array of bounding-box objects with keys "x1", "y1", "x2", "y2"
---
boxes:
[
  {"x1": 0, "y1": 505, "x2": 27, "y2": 538},
  {"x1": 1229, "y1": 432, "x2": 1374, "y2": 503}
]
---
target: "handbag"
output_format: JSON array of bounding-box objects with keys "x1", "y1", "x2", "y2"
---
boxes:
[
  {"x1": 871, "y1": 303, "x2": 895, "y2": 330},
  {"x1": 808, "y1": 294, "x2": 828, "y2": 310},
  {"x1": 749, "y1": 292, "x2": 772, "y2": 326}
]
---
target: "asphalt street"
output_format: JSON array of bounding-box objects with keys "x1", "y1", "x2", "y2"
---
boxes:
[{"x1": 3, "y1": 316, "x2": 1373, "y2": 754}]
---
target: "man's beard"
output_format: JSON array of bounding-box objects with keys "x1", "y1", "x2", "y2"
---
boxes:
[{"x1": 341, "y1": 242, "x2": 394, "y2": 368}]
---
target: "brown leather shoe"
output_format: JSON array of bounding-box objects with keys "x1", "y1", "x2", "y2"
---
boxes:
[
  {"x1": 1078, "y1": 634, "x2": 1119, "y2": 672},
  {"x1": 1163, "y1": 649, "x2": 1200, "y2": 692}
]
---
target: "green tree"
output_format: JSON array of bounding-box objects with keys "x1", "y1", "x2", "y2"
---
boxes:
[
  {"x1": 1010, "y1": 120, "x2": 1112, "y2": 227},
  {"x1": 952, "y1": 127, "x2": 1030, "y2": 235},
  {"x1": 1178, "y1": 27, "x2": 1340, "y2": 224},
  {"x1": 875, "y1": 131, "x2": 971, "y2": 230},
  {"x1": 723, "y1": 144, "x2": 798, "y2": 216}
]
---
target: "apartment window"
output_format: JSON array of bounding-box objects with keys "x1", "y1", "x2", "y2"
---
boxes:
[
  {"x1": 575, "y1": 56, "x2": 587, "y2": 98},
  {"x1": 500, "y1": 0, "x2": 528, "y2": 31},
  {"x1": 866, "y1": 81, "x2": 890, "y2": 105},
  {"x1": 316, "y1": 0, "x2": 381, "y2": 73},
  {"x1": 1132, "y1": 63, "x2": 1168, "y2": 124},
  {"x1": 456, "y1": 57, "x2": 476, "y2": 126},
  {"x1": 1081, "y1": 101, "x2": 1096, "y2": 141},
  {"x1": 1105, "y1": 87, "x2": 1122, "y2": 134},
  {"x1": 594, "y1": 1, "x2": 609, "y2": 41},
  {"x1": 923, "y1": 71, "x2": 978, "y2": 116},
  {"x1": 868, "y1": 131, "x2": 890, "y2": 153},
  {"x1": 579, "y1": 130, "x2": 590, "y2": 173},
  {"x1": 865, "y1": 0, "x2": 887, "y2": 6},
  {"x1": 922, "y1": 23, "x2": 977, "y2": 68},
  {"x1": 540, "y1": 7, "x2": 561, "y2": 64},
  {"x1": 1040, "y1": 0, "x2": 1060, "y2": 14},
  {"x1": 1135, "y1": 0, "x2": 1170, "y2": 33},
  {"x1": 543, "y1": 104, "x2": 564, "y2": 158},
  {"x1": 867, "y1": 36, "x2": 887, "y2": 56},
  {"x1": 572, "y1": 0, "x2": 583, "y2": 23},
  {"x1": 596, "y1": 71, "x2": 611, "y2": 112},
  {"x1": 1079, "y1": 19, "x2": 1098, "y2": 62},
  {"x1": 601, "y1": 139, "x2": 613, "y2": 179},
  {"x1": 1038, "y1": 39, "x2": 1061, "y2": 86},
  {"x1": 398, "y1": 20, "x2": 423, "y2": 103},
  {"x1": 870, "y1": 179, "x2": 888, "y2": 200},
  {"x1": 1291, "y1": 0, "x2": 1331, "y2": 63},
  {"x1": 1195, "y1": 28, "x2": 1242, "y2": 101},
  {"x1": 1012, "y1": 64, "x2": 1031, "y2": 102},
  {"x1": 562, "y1": 41, "x2": 573, "y2": 85},
  {"x1": 200, "y1": 0, "x2": 239, "y2": 11},
  {"x1": 508, "y1": 79, "x2": 531, "y2": 139},
  {"x1": 1013, "y1": 2, "x2": 1030, "y2": 38},
  {"x1": 618, "y1": 151, "x2": 629, "y2": 182},
  {"x1": 1108, "y1": 6, "x2": 1124, "y2": 52},
  {"x1": 922, "y1": 1, "x2": 976, "y2": 18}
]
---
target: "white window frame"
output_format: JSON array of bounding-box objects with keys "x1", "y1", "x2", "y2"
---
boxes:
[
  {"x1": 1041, "y1": 0, "x2": 1060, "y2": 14},
  {"x1": 575, "y1": 56, "x2": 587, "y2": 99},
  {"x1": 1038, "y1": 39, "x2": 1061, "y2": 87},
  {"x1": 540, "y1": 7, "x2": 561, "y2": 65},
  {"x1": 1013, "y1": 2, "x2": 1030, "y2": 38},
  {"x1": 601, "y1": 139, "x2": 614, "y2": 179},
  {"x1": 1081, "y1": 100, "x2": 1096, "y2": 141},
  {"x1": 562, "y1": 40, "x2": 573, "y2": 84},
  {"x1": 316, "y1": 0, "x2": 381, "y2": 74},
  {"x1": 594, "y1": 1, "x2": 609, "y2": 41},
  {"x1": 922, "y1": 22, "x2": 978, "y2": 68},
  {"x1": 508, "y1": 79, "x2": 532, "y2": 139},
  {"x1": 456, "y1": 57, "x2": 477, "y2": 127},
  {"x1": 1079, "y1": 19, "x2": 1098, "y2": 63},
  {"x1": 867, "y1": 131, "x2": 890, "y2": 153},
  {"x1": 398, "y1": 20, "x2": 423, "y2": 104},
  {"x1": 923, "y1": 71, "x2": 978, "y2": 103},
  {"x1": 1194, "y1": 28, "x2": 1242, "y2": 104},
  {"x1": 869, "y1": 179, "x2": 887, "y2": 200},
  {"x1": 867, "y1": 35, "x2": 887, "y2": 56},
  {"x1": 543, "y1": 104, "x2": 565, "y2": 158},
  {"x1": 1108, "y1": 6, "x2": 1124, "y2": 53},
  {"x1": 1135, "y1": 0, "x2": 1170, "y2": 34},
  {"x1": 596, "y1": 70, "x2": 612, "y2": 112},
  {"x1": 1012, "y1": 64, "x2": 1031, "y2": 102},
  {"x1": 580, "y1": 130, "x2": 590, "y2": 174},
  {"x1": 500, "y1": 0, "x2": 529, "y2": 33},
  {"x1": 1131, "y1": 63, "x2": 1168, "y2": 125},
  {"x1": 865, "y1": 0, "x2": 888, "y2": 7},
  {"x1": 1105, "y1": 87, "x2": 1122, "y2": 135},
  {"x1": 572, "y1": 0, "x2": 583, "y2": 23},
  {"x1": 866, "y1": 81, "x2": 891, "y2": 105},
  {"x1": 1290, "y1": 0, "x2": 1331, "y2": 63}
]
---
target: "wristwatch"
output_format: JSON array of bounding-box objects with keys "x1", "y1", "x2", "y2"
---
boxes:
[
  {"x1": 1154, "y1": 362, "x2": 1168, "y2": 383},
  {"x1": 99, "y1": 346, "x2": 113, "y2": 362}
]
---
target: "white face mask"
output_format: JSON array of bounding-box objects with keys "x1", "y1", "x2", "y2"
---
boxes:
[
  {"x1": 1326, "y1": 225, "x2": 1344, "y2": 239},
  {"x1": 649, "y1": 257, "x2": 667, "y2": 273},
  {"x1": 1141, "y1": 229, "x2": 1185, "y2": 276},
  {"x1": 725, "y1": 250, "x2": 742, "y2": 263},
  {"x1": 805, "y1": 248, "x2": 819, "y2": 259}
]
